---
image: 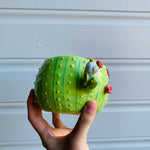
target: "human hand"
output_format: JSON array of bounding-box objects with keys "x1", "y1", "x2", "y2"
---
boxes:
[{"x1": 27, "y1": 89, "x2": 97, "y2": 150}]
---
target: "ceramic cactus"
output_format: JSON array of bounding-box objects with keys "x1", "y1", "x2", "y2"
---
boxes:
[{"x1": 34, "y1": 55, "x2": 112, "y2": 114}]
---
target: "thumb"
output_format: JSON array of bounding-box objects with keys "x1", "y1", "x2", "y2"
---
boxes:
[{"x1": 71, "y1": 100, "x2": 97, "y2": 140}]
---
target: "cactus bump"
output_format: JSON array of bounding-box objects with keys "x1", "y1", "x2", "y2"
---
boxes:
[{"x1": 34, "y1": 55, "x2": 112, "y2": 114}]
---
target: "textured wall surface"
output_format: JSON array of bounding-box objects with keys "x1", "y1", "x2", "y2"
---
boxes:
[{"x1": 1, "y1": 1, "x2": 150, "y2": 150}]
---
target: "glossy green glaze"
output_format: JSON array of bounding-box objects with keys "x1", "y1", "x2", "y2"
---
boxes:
[{"x1": 34, "y1": 55, "x2": 109, "y2": 114}]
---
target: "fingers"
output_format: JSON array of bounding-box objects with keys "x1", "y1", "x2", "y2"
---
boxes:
[
  {"x1": 52, "y1": 113, "x2": 67, "y2": 129},
  {"x1": 27, "y1": 89, "x2": 52, "y2": 136},
  {"x1": 70, "y1": 100, "x2": 97, "y2": 140}
]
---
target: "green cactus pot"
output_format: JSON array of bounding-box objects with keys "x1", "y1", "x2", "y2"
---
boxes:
[{"x1": 34, "y1": 55, "x2": 112, "y2": 114}]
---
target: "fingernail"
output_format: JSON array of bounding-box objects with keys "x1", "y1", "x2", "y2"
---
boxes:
[{"x1": 85, "y1": 100, "x2": 97, "y2": 113}]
